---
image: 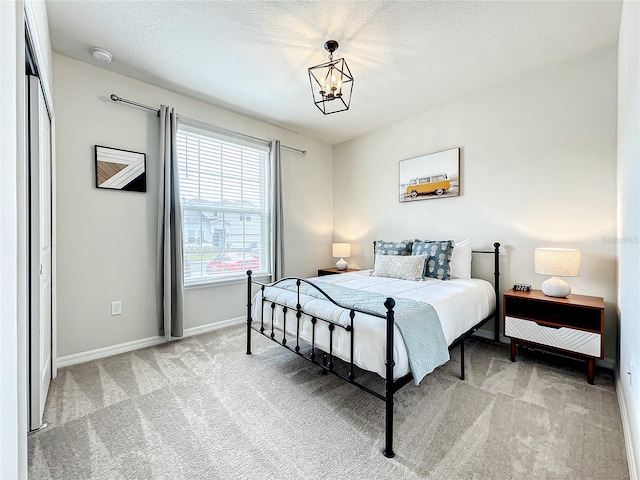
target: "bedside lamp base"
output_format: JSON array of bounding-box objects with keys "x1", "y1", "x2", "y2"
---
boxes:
[
  {"x1": 541, "y1": 277, "x2": 571, "y2": 298},
  {"x1": 335, "y1": 258, "x2": 348, "y2": 271}
]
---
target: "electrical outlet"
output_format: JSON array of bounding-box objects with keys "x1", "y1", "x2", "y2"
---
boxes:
[{"x1": 111, "y1": 301, "x2": 122, "y2": 316}]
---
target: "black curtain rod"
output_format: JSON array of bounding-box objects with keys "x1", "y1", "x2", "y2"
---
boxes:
[{"x1": 109, "y1": 94, "x2": 307, "y2": 155}]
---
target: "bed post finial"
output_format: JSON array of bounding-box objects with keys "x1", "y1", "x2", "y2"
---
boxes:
[{"x1": 246, "y1": 270, "x2": 253, "y2": 355}]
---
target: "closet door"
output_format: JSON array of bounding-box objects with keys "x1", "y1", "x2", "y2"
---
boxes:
[{"x1": 28, "y1": 74, "x2": 52, "y2": 431}]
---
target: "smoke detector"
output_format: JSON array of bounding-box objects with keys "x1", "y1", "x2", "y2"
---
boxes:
[{"x1": 91, "y1": 47, "x2": 113, "y2": 63}]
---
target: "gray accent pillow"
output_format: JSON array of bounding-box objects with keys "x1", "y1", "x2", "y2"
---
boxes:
[{"x1": 372, "y1": 254, "x2": 427, "y2": 281}]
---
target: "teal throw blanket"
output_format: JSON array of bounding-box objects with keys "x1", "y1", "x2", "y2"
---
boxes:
[{"x1": 274, "y1": 279, "x2": 450, "y2": 384}]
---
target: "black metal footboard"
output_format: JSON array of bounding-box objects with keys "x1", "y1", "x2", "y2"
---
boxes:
[{"x1": 245, "y1": 242, "x2": 500, "y2": 458}]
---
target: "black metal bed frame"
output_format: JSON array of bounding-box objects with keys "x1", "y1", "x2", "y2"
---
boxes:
[{"x1": 245, "y1": 242, "x2": 500, "y2": 458}]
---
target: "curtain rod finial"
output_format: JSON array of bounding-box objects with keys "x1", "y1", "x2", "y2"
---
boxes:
[{"x1": 110, "y1": 94, "x2": 120, "y2": 102}]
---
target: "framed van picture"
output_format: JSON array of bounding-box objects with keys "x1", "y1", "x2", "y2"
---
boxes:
[
  {"x1": 95, "y1": 145, "x2": 146, "y2": 192},
  {"x1": 399, "y1": 147, "x2": 460, "y2": 202}
]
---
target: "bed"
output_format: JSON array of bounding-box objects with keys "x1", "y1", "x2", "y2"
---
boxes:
[{"x1": 245, "y1": 242, "x2": 500, "y2": 457}]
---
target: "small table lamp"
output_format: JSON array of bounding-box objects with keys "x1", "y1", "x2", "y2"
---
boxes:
[
  {"x1": 534, "y1": 248, "x2": 581, "y2": 298},
  {"x1": 332, "y1": 242, "x2": 351, "y2": 271}
]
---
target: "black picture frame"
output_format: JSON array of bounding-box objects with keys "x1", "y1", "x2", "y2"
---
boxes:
[{"x1": 95, "y1": 145, "x2": 146, "y2": 192}]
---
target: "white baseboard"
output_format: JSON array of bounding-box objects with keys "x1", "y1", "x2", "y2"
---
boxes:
[
  {"x1": 56, "y1": 336, "x2": 166, "y2": 368},
  {"x1": 616, "y1": 369, "x2": 639, "y2": 480},
  {"x1": 597, "y1": 357, "x2": 616, "y2": 371},
  {"x1": 472, "y1": 328, "x2": 508, "y2": 344},
  {"x1": 182, "y1": 316, "x2": 244, "y2": 338},
  {"x1": 56, "y1": 316, "x2": 245, "y2": 368}
]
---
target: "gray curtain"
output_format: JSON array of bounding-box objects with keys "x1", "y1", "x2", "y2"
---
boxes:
[
  {"x1": 158, "y1": 106, "x2": 184, "y2": 338},
  {"x1": 270, "y1": 140, "x2": 284, "y2": 281}
]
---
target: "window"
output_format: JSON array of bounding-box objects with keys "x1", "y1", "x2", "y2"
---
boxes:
[{"x1": 177, "y1": 122, "x2": 270, "y2": 285}]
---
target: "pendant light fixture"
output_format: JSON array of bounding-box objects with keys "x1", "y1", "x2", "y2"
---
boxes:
[{"x1": 308, "y1": 40, "x2": 354, "y2": 115}]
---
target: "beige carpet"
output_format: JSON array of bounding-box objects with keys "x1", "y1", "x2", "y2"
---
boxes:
[{"x1": 29, "y1": 325, "x2": 628, "y2": 479}]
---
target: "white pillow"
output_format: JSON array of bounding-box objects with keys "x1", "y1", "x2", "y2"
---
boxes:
[
  {"x1": 450, "y1": 239, "x2": 472, "y2": 279},
  {"x1": 372, "y1": 254, "x2": 427, "y2": 281}
]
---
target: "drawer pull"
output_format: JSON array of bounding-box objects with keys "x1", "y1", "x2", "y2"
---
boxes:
[{"x1": 535, "y1": 322, "x2": 561, "y2": 329}]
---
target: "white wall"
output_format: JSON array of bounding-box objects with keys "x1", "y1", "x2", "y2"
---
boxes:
[
  {"x1": 616, "y1": 1, "x2": 639, "y2": 476},
  {"x1": 53, "y1": 54, "x2": 333, "y2": 358},
  {"x1": 333, "y1": 46, "x2": 619, "y2": 360}
]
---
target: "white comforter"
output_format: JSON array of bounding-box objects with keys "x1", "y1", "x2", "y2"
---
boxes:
[{"x1": 252, "y1": 270, "x2": 495, "y2": 380}]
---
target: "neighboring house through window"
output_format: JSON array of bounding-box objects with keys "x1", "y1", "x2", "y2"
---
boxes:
[{"x1": 176, "y1": 122, "x2": 270, "y2": 284}]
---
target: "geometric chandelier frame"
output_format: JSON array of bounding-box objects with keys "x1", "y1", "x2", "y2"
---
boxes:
[{"x1": 308, "y1": 40, "x2": 354, "y2": 115}]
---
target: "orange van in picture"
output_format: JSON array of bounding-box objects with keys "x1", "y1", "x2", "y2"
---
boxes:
[{"x1": 406, "y1": 174, "x2": 450, "y2": 197}]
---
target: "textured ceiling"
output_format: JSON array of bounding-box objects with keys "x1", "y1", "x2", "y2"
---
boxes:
[{"x1": 46, "y1": 1, "x2": 622, "y2": 145}]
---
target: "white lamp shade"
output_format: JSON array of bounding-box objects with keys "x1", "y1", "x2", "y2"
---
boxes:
[
  {"x1": 534, "y1": 248, "x2": 581, "y2": 277},
  {"x1": 332, "y1": 242, "x2": 351, "y2": 258}
]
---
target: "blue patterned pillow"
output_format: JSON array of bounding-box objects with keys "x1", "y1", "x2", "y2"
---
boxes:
[
  {"x1": 412, "y1": 240, "x2": 454, "y2": 280},
  {"x1": 374, "y1": 239, "x2": 414, "y2": 256}
]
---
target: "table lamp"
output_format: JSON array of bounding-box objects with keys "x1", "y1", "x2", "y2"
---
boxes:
[
  {"x1": 534, "y1": 248, "x2": 581, "y2": 298},
  {"x1": 332, "y1": 242, "x2": 351, "y2": 271}
]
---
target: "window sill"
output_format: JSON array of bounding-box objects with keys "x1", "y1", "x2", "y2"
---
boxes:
[{"x1": 185, "y1": 273, "x2": 272, "y2": 290}]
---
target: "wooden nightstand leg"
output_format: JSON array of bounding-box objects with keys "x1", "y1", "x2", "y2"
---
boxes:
[
  {"x1": 587, "y1": 358, "x2": 595, "y2": 385},
  {"x1": 510, "y1": 339, "x2": 516, "y2": 362}
]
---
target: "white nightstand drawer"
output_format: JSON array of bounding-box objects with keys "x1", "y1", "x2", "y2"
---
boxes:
[{"x1": 505, "y1": 316, "x2": 601, "y2": 357}]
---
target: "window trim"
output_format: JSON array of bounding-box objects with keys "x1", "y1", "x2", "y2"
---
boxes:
[{"x1": 184, "y1": 273, "x2": 272, "y2": 290}]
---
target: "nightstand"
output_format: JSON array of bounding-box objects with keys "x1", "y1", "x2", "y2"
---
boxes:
[
  {"x1": 317, "y1": 267, "x2": 360, "y2": 276},
  {"x1": 503, "y1": 289, "x2": 604, "y2": 384}
]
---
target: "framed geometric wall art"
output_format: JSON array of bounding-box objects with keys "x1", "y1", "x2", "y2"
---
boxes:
[
  {"x1": 398, "y1": 147, "x2": 460, "y2": 202},
  {"x1": 95, "y1": 145, "x2": 146, "y2": 192}
]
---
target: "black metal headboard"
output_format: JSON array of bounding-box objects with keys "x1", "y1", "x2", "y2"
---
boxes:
[{"x1": 472, "y1": 242, "x2": 501, "y2": 341}]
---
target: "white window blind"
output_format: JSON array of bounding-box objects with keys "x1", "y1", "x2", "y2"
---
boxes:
[{"x1": 176, "y1": 123, "x2": 270, "y2": 285}]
